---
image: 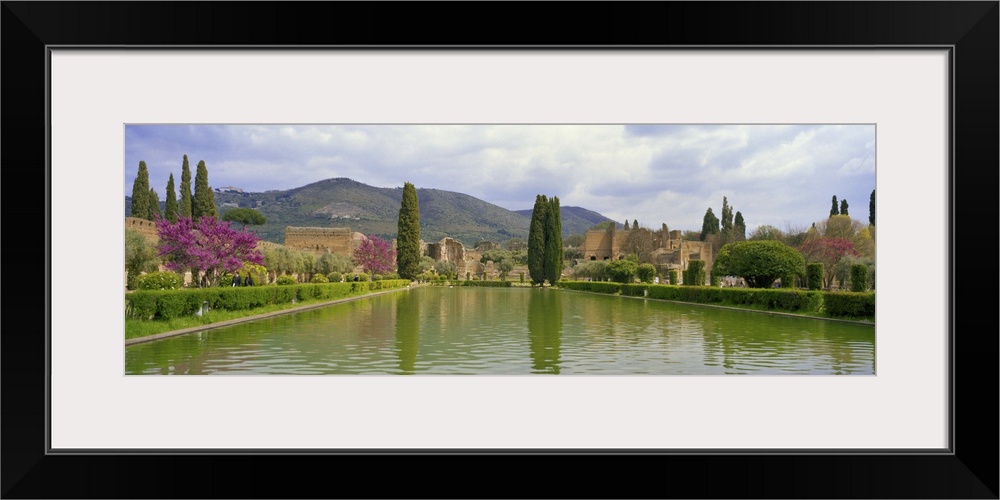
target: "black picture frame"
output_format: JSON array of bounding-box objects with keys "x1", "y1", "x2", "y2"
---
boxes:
[{"x1": 3, "y1": 2, "x2": 997, "y2": 498}]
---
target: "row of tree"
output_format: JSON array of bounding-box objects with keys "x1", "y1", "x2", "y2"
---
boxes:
[{"x1": 130, "y1": 155, "x2": 218, "y2": 223}]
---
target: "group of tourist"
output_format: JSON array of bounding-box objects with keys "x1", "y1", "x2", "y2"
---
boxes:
[{"x1": 232, "y1": 272, "x2": 254, "y2": 287}]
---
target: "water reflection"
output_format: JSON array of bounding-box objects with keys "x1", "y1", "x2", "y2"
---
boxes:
[
  {"x1": 394, "y1": 291, "x2": 420, "y2": 374},
  {"x1": 126, "y1": 287, "x2": 874, "y2": 375},
  {"x1": 527, "y1": 289, "x2": 563, "y2": 374}
]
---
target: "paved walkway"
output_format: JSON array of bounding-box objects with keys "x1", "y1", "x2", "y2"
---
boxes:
[{"x1": 125, "y1": 285, "x2": 412, "y2": 346}]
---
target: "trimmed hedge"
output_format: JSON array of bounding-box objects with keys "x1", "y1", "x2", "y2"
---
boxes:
[
  {"x1": 684, "y1": 260, "x2": 706, "y2": 286},
  {"x1": 457, "y1": 280, "x2": 513, "y2": 287},
  {"x1": 850, "y1": 264, "x2": 868, "y2": 292},
  {"x1": 125, "y1": 280, "x2": 410, "y2": 321},
  {"x1": 559, "y1": 281, "x2": 622, "y2": 294},
  {"x1": 620, "y1": 284, "x2": 649, "y2": 297},
  {"x1": 823, "y1": 291, "x2": 875, "y2": 318},
  {"x1": 646, "y1": 285, "x2": 823, "y2": 312},
  {"x1": 806, "y1": 263, "x2": 824, "y2": 290}
]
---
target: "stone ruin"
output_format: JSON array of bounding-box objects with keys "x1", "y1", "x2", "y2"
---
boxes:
[{"x1": 582, "y1": 223, "x2": 714, "y2": 277}]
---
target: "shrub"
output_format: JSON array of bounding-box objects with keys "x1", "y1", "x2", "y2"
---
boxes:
[
  {"x1": 607, "y1": 259, "x2": 638, "y2": 283},
  {"x1": 636, "y1": 263, "x2": 657, "y2": 284},
  {"x1": 668, "y1": 270, "x2": 678, "y2": 285},
  {"x1": 327, "y1": 272, "x2": 343, "y2": 283},
  {"x1": 276, "y1": 275, "x2": 297, "y2": 286},
  {"x1": 781, "y1": 274, "x2": 797, "y2": 289},
  {"x1": 806, "y1": 263, "x2": 824, "y2": 290},
  {"x1": 850, "y1": 264, "x2": 868, "y2": 292},
  {"x1": 311, "y1": 274, "x2": 330, "y2": 283},
  {"x1": 684, "y1": 260, "x2": 706, "y2": 286},
  {"x1": 135, "y1": 271, "x2": 184, "y2": 290}
]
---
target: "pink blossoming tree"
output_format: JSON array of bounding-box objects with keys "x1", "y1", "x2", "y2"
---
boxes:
[
  {"x1": 155, "y1": 215, "x2": 264, "y2": 287},
  {"x1": 798, "y1": 237, "x2": 860, "y2": 288},
  {"x1": 353, "y1": 235, "x2": 396, "y2": 278}
]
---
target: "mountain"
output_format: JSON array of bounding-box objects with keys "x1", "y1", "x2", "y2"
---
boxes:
[
  {"x1": 126, "y1": 178, "x2": 615, "y2": 247},
  {"x1": 513, "y1": 206, "x2": 615, "y2": 237}
]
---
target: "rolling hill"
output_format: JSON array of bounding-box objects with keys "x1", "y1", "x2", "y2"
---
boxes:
[{"x1": 126, "y1": 177, "x2": 615, "y2": 247}]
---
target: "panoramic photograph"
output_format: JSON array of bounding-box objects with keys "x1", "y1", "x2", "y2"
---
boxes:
[{"x1": 123, "y1": 124, "x2": 876, "y2": 375}]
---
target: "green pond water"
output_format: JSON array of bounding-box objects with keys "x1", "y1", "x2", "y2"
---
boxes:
[{"x1": 125, "y1": 286, "x2": 875, "y2": 375}]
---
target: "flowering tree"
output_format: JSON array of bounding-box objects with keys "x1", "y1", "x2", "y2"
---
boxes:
[
  {"x1": 353, "y1": 235, "x2": 396, "y2": 277},
  {"x1": 798, "y1": 237, "x2": 860, "y2": 288},
  {"x1": 155, "y1": 215, "x2": 263, "y2": 287}
]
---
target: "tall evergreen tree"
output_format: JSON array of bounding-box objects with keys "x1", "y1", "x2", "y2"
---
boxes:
[
  {"x1": 192, "y1": 160, "x2": 217, "y2": 219},
  {"x1": 840, "y1": 199, "x2": 849, "y2": 216},
  {"x1": 869, "y1": 189, "x2": 875, "y2": 226},
  {"x1": 396, "y1": 182, "x2": 421, "y2": 280},
  {"x1": 130, "y1": 161, "x2": 151, "y2": 220},
  {"x1": 545, "y1": 196, "x2": 563, "y2": 285},
  {"x1": 179, "y1": 155, "x2": 193, "y2": 218},
  {"x1": 632, "y1": 219, "x2": 639, "y2": 230},
  {"x1": 734, "y1": 211, "x2": 746, "y2": 241},
  {"x1": 720, "y1": 196, "x2": 734, "y2": 241},
  {"x1": 624, "y1": 219, "x2": 630, "y2": 231},
  {"x1": 830, "y1": 195, "x2": 839, "y2": 217},
  {"x1": 164, "y1": 173, "x2": 179, "y2": 223},
  {"x1": 148, "y1": 188, "x2": 161, "y2": 219},
  {"x1": 527, "y1": 195, "x2": 548, "y2": 285},
  {"x1": 700, "y1": 207, "x2": 720, "y2": 241}
]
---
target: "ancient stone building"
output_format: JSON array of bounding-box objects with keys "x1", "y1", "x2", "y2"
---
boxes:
[
  {"x1": 582, "y1": 223, "x2": 714, "y2": 279},
  {"x1": 125, "y1": 216, "x2": 160, "y2": 242},
  {"x1": 426, "y1": 237, "x2": 484, "y2": 277},
  {"x1": 284, "y1": 226, "x2": 355, "y2": 255}
]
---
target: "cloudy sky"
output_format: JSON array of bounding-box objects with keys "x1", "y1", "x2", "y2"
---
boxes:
[{"x1": 125, "y1": 124, "x2": 875, "y2": 235}]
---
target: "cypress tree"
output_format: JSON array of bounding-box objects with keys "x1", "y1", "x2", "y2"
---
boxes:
[
  {"x1": 830, "y1": 195, "x2": 839, "y2": 217},
  {"x1": 720, "y1": 196, "x2": 733, "y2": 240},
  {"x1": 869, "y1": 189, "x2": 875, "y2": 226},
  {"x1": 192, "y1": 160, "x2": 217, "y2": 219},
  {"x1": 527, "y1": 195, "x2": 548, "y2": 285},
  {"x1": 700, "y1": 207, "x2": 719, "y2": 241},
  {"x1": 840, "y1": 198, "x2": 849, "y2": 217},
  {"x1": 624, "y1": 220, "x2": 630, "y2": 230},
  {"x1": 164, "y1": 173, "x2": 179, "y2": 223},
  {"x1": 396, "y1": 182, "x2": 421, "y2": 280},
  {"x1": 130, "y1": 161, "x2": 151, "y2": 220},
  {"x1": 734, "y1": 211, "x2": 746, "y2": 241},
  {"x1": 179, "y1": 155, "x2": 193, "y2": 219},
  {"x1": 148, "y1": 188, "x2": 161, "y2": 219},
  {"x1": 632, "y1": 219, "x2": 638, "y2": 230},
  {"x1": 545, "y1": 196, "x2": 563, "y2": 285}
]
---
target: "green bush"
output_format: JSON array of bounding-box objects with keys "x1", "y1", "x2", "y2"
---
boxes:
[
  {"x1": 607, "y1": 259, "x2": 638, "y2": 283},
  {"x1": 636, "y1": 263, "x2": 657, "y2": 284},
  {"x1": 276, "y1": 275, "x2": 297, "y2": 286},
  {"x1": 668, "y1": 270, "x2": 678, "y2": 285},
  {"x1": 850, "y1": 264, "x2": 868, "y2": 292},
  {"x1": 806, "y1": 263, "x2": 824, "y2": 290},
  {"x1": 781, "y1": 274, "x2": 797, "y2": 289},
  {"x1": 135, "y1": 271, "x2": 184, "y2": 290},
  {"x1": 684, "y1": 260, "x2": 706, "y2": 286},
  {"x1": 327, "y1": 272, "x2": 343, "y2": 283},
  {"x1": 621, "y1": 284, "x2": 648, "y2": 297},
  {"x1": 311, "y1": 274, "x2": 330, "y2": 283}
]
